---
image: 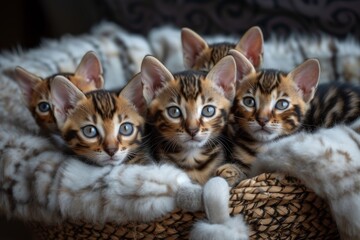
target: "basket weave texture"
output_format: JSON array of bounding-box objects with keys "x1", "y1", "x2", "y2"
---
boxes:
[{"x1": 29, "y1": 173, "x2": 339, "y2": 239}]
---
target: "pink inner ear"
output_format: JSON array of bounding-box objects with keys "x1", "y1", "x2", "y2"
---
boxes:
[
  {"x1": 181, "y1": 28, "x2": 208, "y2": 68},
  {"x1": 236, "y1": 27, "x2": 264, "y2": 68}
]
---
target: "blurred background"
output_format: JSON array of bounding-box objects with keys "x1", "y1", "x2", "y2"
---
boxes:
[{"x1": 0, "y1": 0, "x2": 359, "y2": 239}]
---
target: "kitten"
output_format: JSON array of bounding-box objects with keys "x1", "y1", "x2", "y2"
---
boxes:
[
  {"x1": 181, "y1": 26, "x2": 263, "y2": 71},
  {"x1": 14, "y1": 51, "x2": 104, "y2": 134},
  {"x1": 50, "y1": 73, "x2": 149, "y2": 166},
  {"x1": 251, "y1": 118, "x2": 360, "y2": 239},
  {"x1": 141, "y1": 55, "x2": 237, "y2": 185},
  {"x1": 217, "y1": 50, "x2": 320, "y2": 185}
]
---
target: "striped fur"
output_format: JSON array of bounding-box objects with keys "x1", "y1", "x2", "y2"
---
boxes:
[
  {"x1": 50, "y1": 74, "x2": 150, "y2": 166},
  {"x1": 14, "y1": 51, "x2": 104, "y2": 134},
  {"x1": 142, "y1": 55, "x2": 236, "y2": 185},
  {"x1": 225, "y1": 50, "x2": 360, "y2": 185}
]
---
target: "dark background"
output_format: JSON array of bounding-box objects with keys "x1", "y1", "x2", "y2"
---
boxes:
[
  {"x1": 0, "y1": 0, "x2": 360, "y2": 239},
  {"x1": 1, "y1": 0, "x2": 359, "y2": 51}
]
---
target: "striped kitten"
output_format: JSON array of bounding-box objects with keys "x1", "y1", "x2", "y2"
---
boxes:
[
  {"x1": 141, "y1": 55, "x2": 237, "y2": 185},
  {"x1": 15, "y1": 51, "x2": 104, "y2": 134},
  {"x1": 217, "y1": 50, "x2": 320, "y2": 185},
  {"x1": 223, "y1": 50, "x2": 360, "y2": 185},
  {"x1": 181, "y1": 26, "x2": 263, "y2": 71},
  {"x1": 50, "y1": 74, "x2": 149, "y2": 166}
]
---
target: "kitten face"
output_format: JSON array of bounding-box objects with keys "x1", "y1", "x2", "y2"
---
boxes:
[
  {"x1": 15, "y1": 51, "x2": 104, "y2": 133},
  {"x1": 233, "y1": 70, "x2": 308, "y2": 141},
  {"x1": 62, "y1": 91, "x2": 144, "y2": 165},
  {"x1": 51, "y1": 74, "x2": 146, "y2": 166},
  {"x1": 148, "y1": 72, "x2": 232, "y2": 149},
  {"x1": 229, "y1": 50, "x2": 320, "y2": 142}
]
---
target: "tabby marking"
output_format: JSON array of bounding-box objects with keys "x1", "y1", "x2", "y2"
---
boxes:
[
  {"x1": 15, "y1": 51, "x2": 104, "y2": 134},
  {"x1": 141, "y1": 55, "x2": 236, "y2": 184},
  {"x1": 50, "y1": 73, "x2": 148, "y2": 166}
]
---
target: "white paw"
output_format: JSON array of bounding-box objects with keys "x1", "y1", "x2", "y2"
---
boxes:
[
  {"x1": 176, "y1": 183, "x2": 203, "y2": 212},
  {"x1": 190, "y1": 215, "x2": 248, "y2": 240}
]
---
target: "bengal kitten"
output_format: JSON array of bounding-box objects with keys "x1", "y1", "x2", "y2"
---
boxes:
[
  {"x1": 221, "y1": 49, "x2": 360, "y2": 185},
  {"x1": 217, "y1": 50, "x2": 321, "y2": 185},
  {"x1": 181, "y1": 26, "x2": 263, "y2": 71},
  {"x1": 141, "y1": 55, "x2": 237, "y2": 185},
  {"x1": 50, "y1": 72, "x2": 149, "y2": 166},
  {"x1": 14, "y1": 51, "x2": 104, "y2": 134}
]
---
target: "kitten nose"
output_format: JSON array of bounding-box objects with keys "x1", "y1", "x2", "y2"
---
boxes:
[
  {"x1": 104, "y1": 147, "x2": 118, "y2": 157},
  {"x1": 256, "y1": 117, "x2": 269, "y2": 127},
  {"x1": 186, "y1": 127, "x2": 199, "y2": 137}
]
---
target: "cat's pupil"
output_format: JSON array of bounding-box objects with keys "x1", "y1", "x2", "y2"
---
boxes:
[
  {"x1": 275, "y1": 99, "x2": 289, "y2": 110},
  {"x1": 243, "y1": 97, "x2": 256, "y2": 108},
  {"x1": 119, "y1": 122, "x2": 134, "y2": 136},
  {"x1": 81, "y1": 125, "x2": 98, "y2": 138},
  {"x1": 201, "y1": 105, "x2": 216, "y2": 117},
  {"x1": 38, "y1": 102, "x2": 51, "y2": 112},
  {"x1": 167, "y1": 106, "x2": 182, "y2": 118}
]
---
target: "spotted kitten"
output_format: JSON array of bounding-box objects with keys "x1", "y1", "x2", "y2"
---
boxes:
[
  {"x1": 15, "y1": 51, "x2": 104, "y2": 134},
  {"x1": 181, "y1": 26, "x2": 263, "y2": 71},
  {"x1": 50, "y1": 73, "x2": 149, "y2": 166},
  {"x1": 141, "y1": 55, "x2": 237, "y2": 185},
  {"x1": 251, "y1": 118, "x2": 360, "y2": 239}
]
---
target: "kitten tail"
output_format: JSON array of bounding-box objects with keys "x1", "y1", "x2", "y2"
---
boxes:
[{"x1": 190, "y1": 177, "x2": 248, "y2": 240}]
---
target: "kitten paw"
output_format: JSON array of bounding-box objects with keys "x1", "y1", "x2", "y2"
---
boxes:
[{"x1": 216, "y1": 164, "x2": 246, "y2": 186}]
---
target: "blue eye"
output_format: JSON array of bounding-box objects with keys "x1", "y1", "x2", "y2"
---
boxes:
[
  {"x1": 275, "y1": 99, "x2": 290, "y2": 110},
  {"x1": 37, "y1": 102, "x2": 51, "y2": 112},
  {"x1": 81, "y1": 125, "x2": 98, "y2": 138},
  {"x1": 167, "y1": 106, "x2": 181, "y2": 118},
  {"x1": 119, "y1": 122, "x2": 134, "y2": 136},
  {"x1": 243, "y1": 97, "x2": 256, "y2": 108},
  {"x1": 202, "y1": 105, "x2": 216, "y2": 117}
]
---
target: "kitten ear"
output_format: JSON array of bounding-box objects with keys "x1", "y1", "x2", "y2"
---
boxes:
[
  {"x1": 119, "y1": 73, "x2": 147, "y2": 117},
  {"x1": 50, "y1": 75, "x2": 86, "y2": 128},
  {"x1": 14, "y1": 66, "x2": 42, "y2": 103},
  {"x1": 141, "y1": 55, "x2": 173, "y2": 104},
  {"x1": 206, "y1": 55, "x2": 237, "y2": 101},
  {"x1": 288, "y1": 59, "x2": 320, "y2": 103},
  {"x1": 74, "y1": 51, "x2": 104, "y2": 89},
  {"x1": 228, "y1": 49, "x2": 256, "y2": 81},
  {"x1": 181, "y1": 28, "x2": 209, "y2": 69},
  {"x1": 235, "y1": 26, "x2": 264, "y2": 69}
]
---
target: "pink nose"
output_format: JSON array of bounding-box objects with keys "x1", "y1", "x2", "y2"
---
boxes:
[
  {"x1": 104, "y1": 147, "x2": 118, "y2": 157},
  {"x1": 256, "y1": 117, "x2": 269, "y2": 127},
  {"x1": 186, "y1": 127, "x2": 199, "y2": 137}
]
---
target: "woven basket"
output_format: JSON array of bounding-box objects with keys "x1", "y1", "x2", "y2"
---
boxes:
[{"x1": 29, "y1": 173, "x2": 339, "y2": 239}]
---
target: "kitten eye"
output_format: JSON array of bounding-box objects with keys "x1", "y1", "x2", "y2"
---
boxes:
[
  {"x1": 167, "y1": 106, "x2": 182, "y2": 118},
  {"x1": 119, "y1": 122, "x2": 134, "y2": 136},
  {"x1": 243, "y1": 97, "x2": 256, "y2": 108},
  {"x1": 201, "y1": 105, "x2": 216, "y2": 117},
  {"x1": 81, "y1": 125, "x2": 98, "y2": 138},
  {"x1": 275, "y1": 99, "x2": 290, "y2": 110},
  {"x1": 37, "y1": 102, "x2": 51, "y2": 112}
]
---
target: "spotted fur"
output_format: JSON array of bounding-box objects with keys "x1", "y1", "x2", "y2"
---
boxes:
[
  {"x1": 181, "y1": 26, "x2": 263, "y2": 71},
  {"x1": 50, "y1": 73, "x2": 149, "y2": 166},
  {"x1": 14, "y1": 51, "x2": 104, "y2": 134},
  {"x1": 141, "y1": 55, "x2": 237, "y2": 185}
]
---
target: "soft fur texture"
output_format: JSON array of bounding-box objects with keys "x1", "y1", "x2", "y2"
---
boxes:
[
  {"x1": 251, "y1": 118, "x2": 360, "y2": 240},
  {"x1": 190, "y1": 177, "x2": 248, "y2": 240}
]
